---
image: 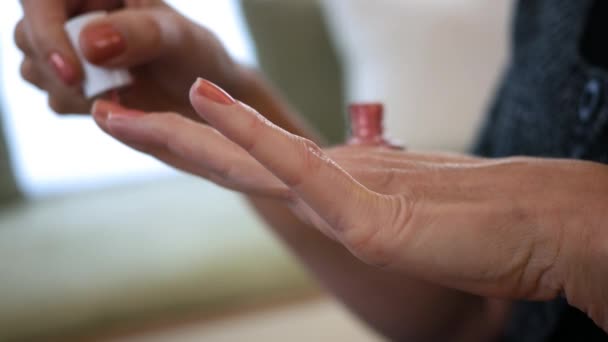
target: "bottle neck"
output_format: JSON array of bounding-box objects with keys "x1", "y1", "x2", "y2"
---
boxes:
[{"x1": 349, "y1": 103, "x2": 384, "y2": 141}]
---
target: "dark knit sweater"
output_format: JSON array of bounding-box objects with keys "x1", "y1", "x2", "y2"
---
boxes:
[{"x1": 474, "y1": 0, "x2": 608, "y2": 340}]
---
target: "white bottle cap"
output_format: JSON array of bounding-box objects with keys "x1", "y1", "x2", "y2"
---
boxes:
[{"x1": 64, "y1": 11, "x2": 132, "y2": 99}]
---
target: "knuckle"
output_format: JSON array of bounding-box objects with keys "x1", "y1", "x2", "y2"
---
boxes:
[
  {"x1": 379, "y1": 168, "x2": 398, "y2": 190},
  {"x1": 13, "y1": 19, "x2": 30, "y2": 53},
  {"x1": 390, "y1": 192, "x2": 417, "y2": 232},
  {"x1": 345, "y1": 223, "x2": 391, "y2": 267},
  {"x1": 19, "y1": 59, "x2": 39, "y2": 85},
  {"x1": 242, "y1": 110, "x2": 264, "y2": 152},
  {"x1": 214, "y1": 163, "x2": 236, "y2": 182},
  {"x1": 284, "y1": 188, "x2": 299, "y2": 203},
  {"x1": 159, "y1": 112, "x2": 183, "y2": 129},
  {"x1": 47, "y1": 97, "x2": 66, "y2": 114},
  {"x1": 345, "y1": 194, "x2": 416, "y2": 269},
  {"x1": 162, "y1": 6, "x2": 184, "y2": 26},
  {"x1": 162, "y1": 114, "x2": 192, "y2": 147},
  {"x1": 128, "y1": 10, "x2": 166, "y2": 56},
  {"x1": 387, "y1": 193, "x2": 418, "y2": 249},
  {"x1": 298, "y1": 138, "x2": 324, "y2": 175},
  {"x1": 161, "y1": 8, "x2": 194, "y2": 46},
  {"x1": 164, "y1": 118, "x2": 234, "y2": 181},
  {"x1": 19, "y1": 59, "x2": 33, "y2": 79},
  {"x1": 143, "y1": 13, "x2": 163, "y2": 41},
  {"x1": 281, "y1": 137, "x2": 324, "y2": 188},
  {"x1": 48, "y1": 96, "x2": 75, "y2": 114}
]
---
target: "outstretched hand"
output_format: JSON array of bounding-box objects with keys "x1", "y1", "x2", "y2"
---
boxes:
[
  {"x1": 16, "y1": 0, "x2": 239, "y2": 117},
  {"x1": 93, "y1": 78, "x2": 608, "y2": 331}
]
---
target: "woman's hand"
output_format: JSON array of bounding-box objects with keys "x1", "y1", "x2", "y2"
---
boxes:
[
  {"x1": 92, "y1": 78, "x2": 608, "y2": 331},
  {"x1": 15, "y1": 0, "x2": 240, "y2": 118}
]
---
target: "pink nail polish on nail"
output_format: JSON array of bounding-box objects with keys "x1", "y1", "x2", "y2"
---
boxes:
[
  {"x1": 65, "y1": 12, "x2": 133, "y2": 98},
  {"x1": 107, "y1": 109, "x2": 145, "y2": 120},
  {"x1": 48, "y1": 52, "x2": 77, "y2": 85},
  {"x1": 347, "y1": 103, "x2": 404, "y2": 149},
  {"x1": 93, "y1": 100, "x2": 144, "y2": 122},
  {"x1": 196, "y1": 78, "x2": 236, "y2": 105}
]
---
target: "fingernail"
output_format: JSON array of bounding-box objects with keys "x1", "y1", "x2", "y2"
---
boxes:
[
  {"x1": 48, "y1": 52, "x2": 77, "y2": 85},
  {"x1": 92, "y1": 100, "x2": 111, "y2": 121},
  {"x1": 105, "y1": 112, "x2": 146, "y2": 141},
  {"x1": 80, "y1": 22, "x2": 126, "y2": 64},
  {"x1": 195, "y1": 78, "x2": 236, "y2": 105},
  {"x1": 107, "y1": 109, "x2": 145, "y2": 121},
  {"x1": 93, "y1": 100, "x2": 144, "y2": 121}
]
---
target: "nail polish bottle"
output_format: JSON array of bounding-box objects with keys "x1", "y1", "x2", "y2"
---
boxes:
[
  {"x1": 347, "y1": 103, "x2": 404, "y2": 149},
  {"x1": 64, "y1": 11, "x2": 132, "y2": 100}
]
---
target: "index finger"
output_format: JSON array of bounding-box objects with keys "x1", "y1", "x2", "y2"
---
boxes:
[
  {"x1": 20, "y1": 0, "x2": 82, "y2": 85},
  {"x1": 189, "y1": 78, "x2": 387, "y2": 234}
]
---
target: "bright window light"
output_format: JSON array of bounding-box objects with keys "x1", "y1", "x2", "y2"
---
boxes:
[{"x1": 0, "y1": 0, "x2": 257, "y2": 198}]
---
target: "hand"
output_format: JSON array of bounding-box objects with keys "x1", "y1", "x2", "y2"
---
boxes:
[
  {"x1": 15, "y1": 0, "x2": 240, "y2": 118},
  {"x1": 92, "y1": 78, "x2": 608, "y2": 331}
]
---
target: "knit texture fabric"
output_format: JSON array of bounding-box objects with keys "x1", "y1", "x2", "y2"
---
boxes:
[{"x1": 474, "y1": 0, "x2": 608, "y2": 340}]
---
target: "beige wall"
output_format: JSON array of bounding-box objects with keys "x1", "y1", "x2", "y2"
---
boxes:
[{"x1": 322, "y1": 0, "x2": 512, "y2": 152}]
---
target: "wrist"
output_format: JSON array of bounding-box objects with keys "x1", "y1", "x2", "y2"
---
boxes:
[
  {"x1": 559, "y1": 192, "x2": 608, "y2": 328},
  {"x1": 492, "y1": 157, "x2": 583, "y2": 299},
  {"x1": 534, "y1": 160, "x2": 608, "y2": 303}
]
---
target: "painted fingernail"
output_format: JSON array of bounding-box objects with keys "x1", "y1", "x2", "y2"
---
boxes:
[
  {"x1": 80, "y1": 22, "x2": 126, "y2": 64},
  {"x1": 195, "y1": 78, "x2": 236, "y2": 105},
  {"x1": 92, "y1": 100, "x2": 111, "y2": 120},
  {"x1": 107, "y1": 109, "x2": 145, "y2": 121},
  {"x1": 93, "y1": 100, "x2": 144, "y2": 121},
  {"x1": 48, "y1": 52, "x2": 77, "y2": 85}
]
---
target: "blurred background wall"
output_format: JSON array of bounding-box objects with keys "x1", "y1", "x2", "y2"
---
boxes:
[
  {"x1": 322, "y1": 0, "x2": 512, "y2": 152},
  {"x1": 242, "y1": 1, "x2": 346, "y2": 144},
  {"x1": 0, "y1": 103, "x2": 21, "y2": 205}
]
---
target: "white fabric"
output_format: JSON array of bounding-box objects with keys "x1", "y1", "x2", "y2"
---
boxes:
[{"x1": 65, "y1": 11, "x2": 133, "y2": 98}]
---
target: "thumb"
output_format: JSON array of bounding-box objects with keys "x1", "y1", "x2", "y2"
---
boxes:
[{"x1": 79, "y1": 6, "x2": 181, "y2": 67}]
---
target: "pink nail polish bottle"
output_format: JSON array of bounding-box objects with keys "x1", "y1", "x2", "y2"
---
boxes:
[{"x1": 347, "y1": 103, "x2": 404, "y2": 149}]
